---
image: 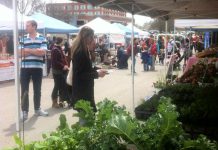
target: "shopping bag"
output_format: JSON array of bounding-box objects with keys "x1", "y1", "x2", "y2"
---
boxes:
[{"x1": 66, "y1": 61, "x2": 73, "y2": 86}]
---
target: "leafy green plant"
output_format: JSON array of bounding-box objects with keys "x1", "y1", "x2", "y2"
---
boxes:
[
  {"x1": 73, "y1": 100, "x2": 96, "y2": 126},
  {"x1": 135, "y1": 84, "x2": 218, "y2": 141},
  {"x1": 6, "y1": 98, "x2": 217, "y2": 150},
  {"x1": 182, "y1": 135, "x2": 217, "y2": 150},
  {"x1": 153, "y1": 72, "x2": 168, "y2": 89},
  {"x1": 142, "y1": 97, "x2": 185, "y2": 150}
]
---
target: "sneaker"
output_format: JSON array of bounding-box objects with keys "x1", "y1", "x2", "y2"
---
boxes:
[
  {"x1": 20, "y1": 111, "x2": 28, "y2": 121},
  {"x1": 35, "y1": 109, "x2": 49, "y2": 117}
]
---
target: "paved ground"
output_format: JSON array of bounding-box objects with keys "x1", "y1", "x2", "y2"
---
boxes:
[{"x1": 0, "y1": 58, "x2": 167, "y2": 149}]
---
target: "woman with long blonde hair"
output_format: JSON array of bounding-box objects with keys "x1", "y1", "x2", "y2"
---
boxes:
[{"x1": 70, "y1": 26, "x2": 106, "y2": 112}]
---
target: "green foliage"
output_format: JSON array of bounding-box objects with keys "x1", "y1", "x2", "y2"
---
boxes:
[
  {"x1": 153, "y1": 72, "x2": 168, "y2": 89},
  {"x1": 57, "y1": 114, "x2": 69, "y2": 130},
  {"x1": 182, "y1": 135, "x2": 218, "y2": 150},
  {"x1": 73, "y1": 100, "x2": 96, "y2": 126},
  {"x1": 142, "y1": 97, "x2": 185, "y2": 150},
  {"x1": 7, "y1": 98, "x2": 217, "y2": 150},
  {"x1": 107, "y1": 113, "x2": 143, "y2": 149},
  {"x1": 13, "y1": 134, "x2": 23, "y2": 148},
  {"x1": 136, "y1": 84, "x2": 218, "y2": 140}
]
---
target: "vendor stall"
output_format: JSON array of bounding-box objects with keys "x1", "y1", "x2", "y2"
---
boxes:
[
  {"x1": 0, "y1": 57, "x2": 14, "y2": 82},
  {"x1": 177, "y1": 47, "x2": 218, "y2": 85}
]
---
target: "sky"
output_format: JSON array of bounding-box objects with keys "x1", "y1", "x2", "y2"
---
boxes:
[
  {"x1": 44, "y1": 0, "x2": 153, "y2": 26},
  {"x1": 126, "y1": 13, "x2": 153, "y2": 26}
]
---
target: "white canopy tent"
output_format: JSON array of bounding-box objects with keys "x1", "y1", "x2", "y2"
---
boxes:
[
  {"x1": 112, "y1": 23, "x2": 139, "y2": 38},
  {"x1": 192, "y1": 26, "x2": 218, "y2": 31},
  {"x1": 126, "y1": 23, "x2": 150, "y2": 38},
  {"x1": 175, "y1": 19, "x2": 218, "y2": 29},
  {"x1": 0, "y1": 4, "x2": 44, "y2": 30},
  {"x1": 80, "y1": 17, "x2": 125, "y2": 35},
  {"x1": 80, "y1": 17, "x2": 125, "y2": 44}
]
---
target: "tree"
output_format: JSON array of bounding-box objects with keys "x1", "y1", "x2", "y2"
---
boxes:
[
  {"x1": 0, "y1": 0, "x2": 45, "y2": 15},
  {"x1": 146, "y1": 18, "x2": 174, "y2": 33},
  {"x1": 17, "y1": 0, "x2": 46, "y2": 15},
  {"x1": 46, "y1": 3, "x2": 72, "y2": 24},
  {"x1": 0, "y1": 0, "x2": 12, "y2": 8}
]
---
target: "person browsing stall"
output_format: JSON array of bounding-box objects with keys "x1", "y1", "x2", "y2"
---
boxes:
[
  {"x1": 51, "y1": 37, "x2": 71, "y2": 108},
  {"x1": 70, "y1": 26, "x2": 107, "y2": 113},
  {"x1": 19, "y1": 20, "x2": 48, "y2": 121}
]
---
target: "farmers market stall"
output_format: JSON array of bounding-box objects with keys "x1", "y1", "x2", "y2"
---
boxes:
[
  {"x1": 177, "y1": 47, "x2": 218, "y2": 84},
  {"x1": 0, "y1": 58, "x2": 14, "y2": 82}
]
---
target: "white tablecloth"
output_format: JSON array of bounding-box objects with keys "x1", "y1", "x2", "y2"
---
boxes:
[
  {"x1": 0, "y1": 66, "x2": 14, "y2": 82},
  {"x1": 0, "y1": 64, "x2": 47, "y2": 82}
]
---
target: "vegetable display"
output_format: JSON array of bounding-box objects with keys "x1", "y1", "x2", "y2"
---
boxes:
[{"x1": 7, "y1": 98, "x2": 217, "y2": 150}]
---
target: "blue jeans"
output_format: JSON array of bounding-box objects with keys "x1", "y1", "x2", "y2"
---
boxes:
[
  {"x1": 20, "y1": 68, "x2": 42, "y2": 112},
  {"x1": 143, "y1": 63, "x2": 149, "y2": 71}
]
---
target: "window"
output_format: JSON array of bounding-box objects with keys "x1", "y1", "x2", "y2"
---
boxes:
[
  {"x1": 80, "y1": 5, "x2": 86, "y2": 10},
  {"x1": 87, "y1": 5, "x2": 93, "y2": 10},
  {"x1": 74, "y1": 5, "x2": 79, "y2": 10},
  {"x1": 66, "y1": 5, "x2": 72, "y2": 11},
  {"x1": 94, "y1": 6, "x2": 100, "y2": 10},
  {"x1": 88, "y1": 11, "x2": 93, "y2": 15}
]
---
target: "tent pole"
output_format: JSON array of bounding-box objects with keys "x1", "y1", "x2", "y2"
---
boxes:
[
  {"x1": 189, "y1": 27, "x2": 191, "y2": 55},
  {"x1": 13, "y1": 0, "x2": 21, "y2": 138},
  {"x1": 165, "y1": 20, "x2": 168, "y2": 33},
  {"x1": 131, "y1": 3, "x2": 135, "y2": 115},
  {"x1": 215, "y1": 32, "x2": 218, "y2": 45},
  {"x1": 171, "y1": 19, "x2": 176, "y2": 82},
  {"x1": 211, "y1": 32, "x2": 213, "y2": 46},
  {"x1": 164, "y1": 20, "x2": 168, "y2": 67},
  {"x1": 43, "y1": 28, "x2": 46, "y2": 37},
  {"x1": 43, "y1": 28, "x2": 48, "y2": 76}
]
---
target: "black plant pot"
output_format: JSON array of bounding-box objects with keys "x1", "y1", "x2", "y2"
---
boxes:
[{"x1": 134, "y1": 110, "x2": 155, "y2": 120}]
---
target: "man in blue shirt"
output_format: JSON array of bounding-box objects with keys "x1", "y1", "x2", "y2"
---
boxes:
[{"x1": 19, "y1": 20, "x2": 48, "y2": 121}]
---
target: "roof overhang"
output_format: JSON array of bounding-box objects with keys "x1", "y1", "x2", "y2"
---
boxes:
[{"x1": 71, "y1": 0, "x2": 218, "y2": 19}]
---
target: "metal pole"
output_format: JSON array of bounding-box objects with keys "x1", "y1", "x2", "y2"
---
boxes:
[
  {"x1": 43, "y1": 28, "x2": 47, "y2": 76},
  {"x1": 164, "y1": 20, "x2": 168, "y2": 66},
  {"x1": 165, "y1": 20, "x2": 168, "y2": 33},
  {"x1": 131, "y1": 4, "x2": 135, "y2": 115},
  {"x1": 171, "y1": 19, "x2": 176, "y2": 81},
  {"x1": 189, "y1": 28, "x2": 191, "y2": 54},
  {"x1": 13, "y1": 0, "x2": 21, "y2": 137},
  {"x1": 211, "y1": 32, "x2": 213, "y2": 46}
]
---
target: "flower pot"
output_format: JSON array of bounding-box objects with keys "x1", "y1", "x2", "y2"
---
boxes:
[{"x1": 134, "y1": 110, "x2": 154, "y2": 120}]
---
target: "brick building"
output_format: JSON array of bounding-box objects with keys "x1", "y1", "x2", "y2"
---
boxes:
[{"x1": 46, "y1": 1, "x2": 131, "y2": 26}]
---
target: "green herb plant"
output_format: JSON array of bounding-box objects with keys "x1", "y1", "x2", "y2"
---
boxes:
[{"x1": 6, "y1": 98, "x2": 217, "y2": 150}]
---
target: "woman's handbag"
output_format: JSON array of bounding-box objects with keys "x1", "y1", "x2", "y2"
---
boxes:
[{"x1": 66, "y1": 61, "x2": 73, "y2": 86}]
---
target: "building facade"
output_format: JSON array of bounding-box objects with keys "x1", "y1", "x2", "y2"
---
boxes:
[{"x1": 46, "y1": 1, "x2": 131, "y2": 26}]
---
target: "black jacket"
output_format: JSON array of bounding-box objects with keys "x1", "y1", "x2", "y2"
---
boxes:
[
  {"x1": 51, "y1": 45, "x2": 68, "y2": 73},
  {"x1": 72, "y1": 49, "x2": 98, "y2": 111}
]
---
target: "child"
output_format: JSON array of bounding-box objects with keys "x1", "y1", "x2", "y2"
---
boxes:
[{"x1": 141, "y1": 49, "x2": 151, "y2": 71}]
